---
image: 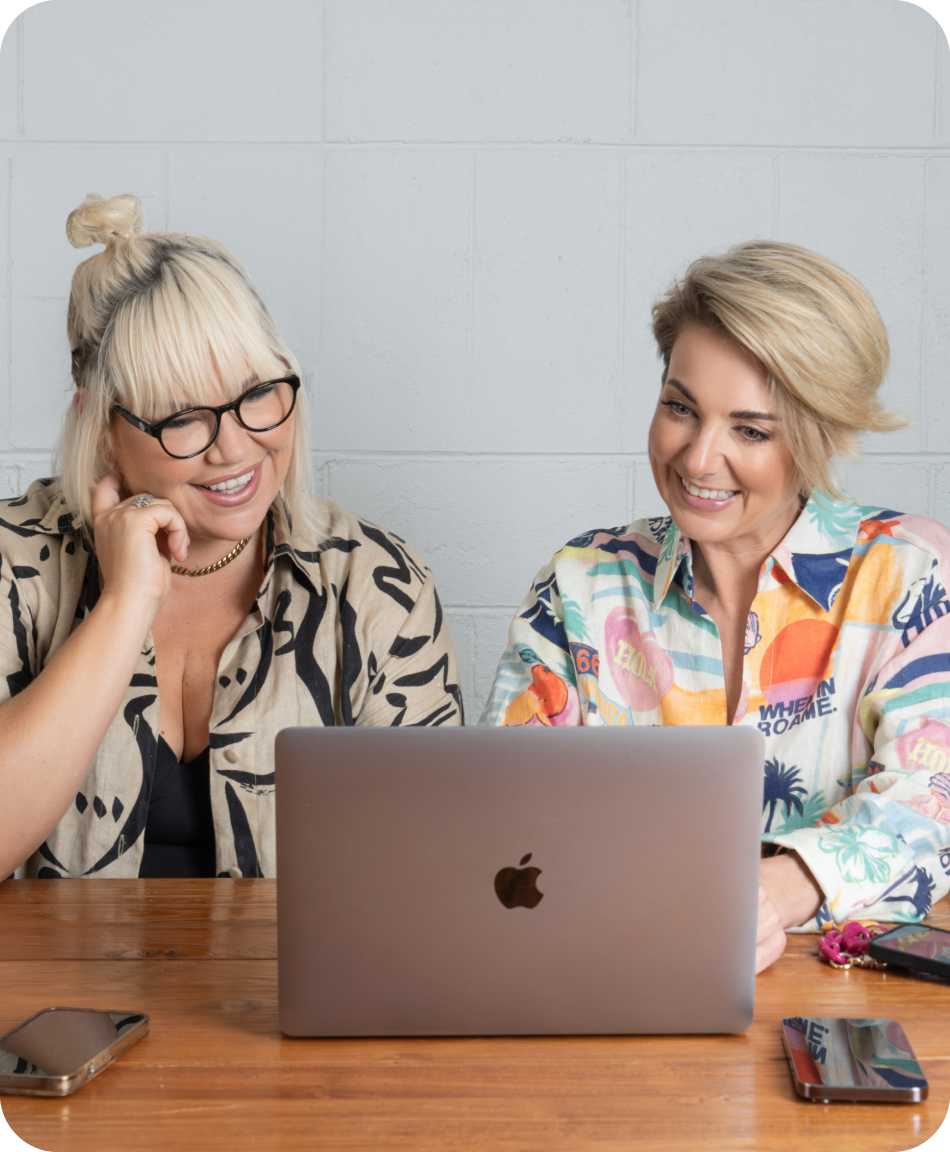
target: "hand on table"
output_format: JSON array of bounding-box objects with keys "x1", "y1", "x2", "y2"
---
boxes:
[
  {"x1": 755, "y1": 852, "x2": 825, "y2": 974},
  {"x1": 755, "y1": 882, "x2": 787, "y2": 973}
]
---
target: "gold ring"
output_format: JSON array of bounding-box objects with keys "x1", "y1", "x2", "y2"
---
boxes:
[{"x1": 131, "y1": 494, "x2": 155, "y2": 508}]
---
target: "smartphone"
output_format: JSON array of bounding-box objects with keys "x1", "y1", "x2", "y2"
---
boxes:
[
  {"x1": 781, "y1": 1017, "x2": 928, "y2": 1103},
  {"x1": 0, "y1": 1008, "x2": 149, "y2": 1097},
  {"x1": 867, "y1": 923, "x2": 950, "y2": 980}
]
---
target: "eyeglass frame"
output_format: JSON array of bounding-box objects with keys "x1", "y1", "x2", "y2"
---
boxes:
[{"x1": 110, "y1": 375, "x2": 301, "y2": 460}]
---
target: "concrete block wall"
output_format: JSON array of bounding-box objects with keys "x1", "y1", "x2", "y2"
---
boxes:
[{"x1": 1, "y1": 0, "x2": 948, "y2": 719}]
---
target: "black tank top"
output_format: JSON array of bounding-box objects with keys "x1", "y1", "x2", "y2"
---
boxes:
[{"x1": 138, "y1": 737, "x2": 216, "y2": 878}]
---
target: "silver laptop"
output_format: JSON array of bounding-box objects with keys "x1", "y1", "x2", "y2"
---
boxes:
[{"x1": 275, "y1": 726, "x2": 764, "y2": 1037}]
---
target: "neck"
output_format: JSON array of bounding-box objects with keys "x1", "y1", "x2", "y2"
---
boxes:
[
  {"x1": 690, "y1": 502, "x2": 802, "y2": 612},
  {"x1": 690, "y1": 540, "x2": 765, "y2": 614},
  {"x1": 172, "y1": 524, "x2": 262, "y2": 578}
]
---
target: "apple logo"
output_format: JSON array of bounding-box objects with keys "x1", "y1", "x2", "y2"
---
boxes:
[{"x1": 494, "y1": 853, "x2": 544, "y2": 909}]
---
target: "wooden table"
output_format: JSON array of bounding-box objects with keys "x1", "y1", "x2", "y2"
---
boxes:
[{"x1": 0, "y1": 881, "x2": 947, "y2": 1152}]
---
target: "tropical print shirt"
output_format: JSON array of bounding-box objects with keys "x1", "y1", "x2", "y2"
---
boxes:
[
  {"x1": 480, "y1": 494, "x2": 950, "y2": 929},
  {"x1": 2, "y1": 479, "x2": 462, "y2": 880}
]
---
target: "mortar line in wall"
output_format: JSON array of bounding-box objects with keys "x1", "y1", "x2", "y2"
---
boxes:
[
  {"x1": 321, "y1": 0, "x2": 328, "y2": 144},
  {"x1": 617, "y1": 153, "x2": 627, "y2": 460},
  {"x1": 929, "y1": 462, "x2": 935, "y2": 520},
  {"x1": 16, "y1": 15, "x2": 24, "y2": 139},
  {"x1": 316, "y1": 141, "x2": 950, "y2": 156},
  {"x1": 4, "y1": 155, "x2": 11, "y2": 460},
  {"x1": 468, "y1": 610, "x2": 479, "y2": 719},
  {"x1": 4, "y1": 155, "x2": 10, "y2": 301},
  {"x1": 162, "y1": 150, "x2": 170, "y2": 230},
  {"x1": 315, "y1": 140, "x2": 328, "y2": 454},
  {"x1": 25, "y1": 140, "x2": 950, "y2": 156},
  {"x1": 629, "y1": 0, "x2": 639, "y2": 142},
  {"x1": 468, "y1": 152, "x2": 476, "y2": 422},
  {"x1": 920, "y1": 158, "x2": 930, "y2": 451},
  {"x1": 442, "y1": 605, "x2": 520, "y2": 614},
  {"x1": 307, "y1": 449, "x2": 950, "y2": 463},
  {"x1": 935, "y1": 20, "x2": 941, "y2": 143},
  {"x1": 771, "y1": 151, "x2": 780, "y2": 236}
]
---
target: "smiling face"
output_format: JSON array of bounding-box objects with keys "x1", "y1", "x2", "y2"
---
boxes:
[
  {"x1": 647, "y1": 325, "x2": 802, "y2": 557},
  {"x1": 109, "y1": 377, "x2": 295, "y2": 562}
]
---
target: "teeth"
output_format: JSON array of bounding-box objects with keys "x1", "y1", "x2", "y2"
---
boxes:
[
  {"x1": 682, "y1": 477, "x2": 736, "y2": 501},
  {"x1": 206, "y1": 470, "x2": 253, "y2": 493}
]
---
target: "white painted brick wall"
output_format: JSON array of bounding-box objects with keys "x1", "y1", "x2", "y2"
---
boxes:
[{"x1": 1, "y1": 0, "x2": 948, "y2": 719}]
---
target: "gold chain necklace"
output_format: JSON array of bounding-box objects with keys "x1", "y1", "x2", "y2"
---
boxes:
[{"x1": 171, "y1": 536, "x2": 250, "y2": 577}]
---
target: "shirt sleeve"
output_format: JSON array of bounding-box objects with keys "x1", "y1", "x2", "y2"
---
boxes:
[
  {"x1": 0, "y1": 540, "x2": 38, "y2": 707},
  {"x1": 772, "y1": 605, "x2": 950, "y2": 926},
  {"x1": 479, "y1": 561, "x2": 583, "y2": 727},
  {"x1": 355, "y1": 571, "x2": 464, "y2": 728}
]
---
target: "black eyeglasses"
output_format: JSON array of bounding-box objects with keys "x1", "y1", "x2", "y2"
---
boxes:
[{"x1": 111, "y1": 375, "x2": 300, "y2": 460}]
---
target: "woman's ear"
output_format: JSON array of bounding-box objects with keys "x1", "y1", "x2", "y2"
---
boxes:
[
  {"x1": 97, "y1": 420, "x2": 117, "y2": 469},
  {"x1": 71, "y1": 388, "x2": 85, "y2": 415}
]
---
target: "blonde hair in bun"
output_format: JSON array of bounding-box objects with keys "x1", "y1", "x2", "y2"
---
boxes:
[
  {"x1": 65, "y1": 192, "x2": 145, "y2": 248},
  {"x1": 56, "y1": 193, "x2": 314, "y2": 538}
]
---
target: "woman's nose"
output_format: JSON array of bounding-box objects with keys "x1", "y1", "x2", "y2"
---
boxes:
[
  {"x1": 208, "y1": 410, "x2": 252, "y2": 462},
  {"x1": 682, "y1": 425, "x2": 725, "y2": 477}
]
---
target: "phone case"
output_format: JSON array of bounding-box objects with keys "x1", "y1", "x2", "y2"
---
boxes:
[
  {"x1": 0, "y1": 1008, "x2": 149, "y2": 1097},
  {"x1": 868, "y1": 924, "x2": 950, "y2": 980},
  {"x1": 781, "y1": 1017, "x2": 928, "y2": 1103}
]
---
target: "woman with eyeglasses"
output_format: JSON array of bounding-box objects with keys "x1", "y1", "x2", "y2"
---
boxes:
[{"x1": 0, "y1": 193, "x2": 462, "y2": 882}]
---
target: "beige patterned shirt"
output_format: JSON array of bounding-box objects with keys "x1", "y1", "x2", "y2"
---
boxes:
[{"x1": 1, "y1": 479, "x2": 462, "y2": 878}]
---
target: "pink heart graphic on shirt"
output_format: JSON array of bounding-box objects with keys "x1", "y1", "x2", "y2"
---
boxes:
[
  {"x1": 896, "y1": 718, "x2": 950, "y2": 775},
  {"x1": 604, "y1": 607, "x2": 674, "y2": 713}
]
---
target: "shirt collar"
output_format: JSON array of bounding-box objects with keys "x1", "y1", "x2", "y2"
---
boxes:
[
  {"x1": 770, "y1": 492, "x2": 864, "y2": 611},
  {"x1": 261, "y1": 496, "x2": 324, "y2": 593},
  {"x1": 654, "y1": 519, "x2": 693, "y2": 609},
  {"x1": 652, "y1": 492, "x2": 864, "y2": 614}
]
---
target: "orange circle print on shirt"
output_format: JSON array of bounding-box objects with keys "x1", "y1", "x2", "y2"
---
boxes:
[{"x1": 758, "y1": 618, "x2": 839, "y2": 710}]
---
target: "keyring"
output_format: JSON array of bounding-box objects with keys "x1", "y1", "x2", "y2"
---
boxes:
[{"x1": 131, "y1": 494, "x2": 155, "y2": 508}]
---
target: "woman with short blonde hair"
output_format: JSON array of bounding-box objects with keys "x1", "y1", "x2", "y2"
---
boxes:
[
  {"x1": 650, "y1": 241, "x2": 904, "y2": 498},
  {"x1": 0, "y1": 193, "x2": 462, "y2": 882},
  {"x1": 483, "y1": 241, "x2": 950, "y2": 974}
]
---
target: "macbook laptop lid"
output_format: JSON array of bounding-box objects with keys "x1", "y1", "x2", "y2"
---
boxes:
[{"x1": 276, "y1": 726, "x2": 764, "y2": 1037}]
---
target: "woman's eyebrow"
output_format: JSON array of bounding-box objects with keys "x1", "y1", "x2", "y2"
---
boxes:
[
  {"x1": 666, "y1": 378, "x2": 775, "y2": 421},
  {"x1": 666, "y1": 377, "x2": 697, "y2": 403},
  {"x1": 731, "y1": 409, "x2": 776, "y2": 421}
]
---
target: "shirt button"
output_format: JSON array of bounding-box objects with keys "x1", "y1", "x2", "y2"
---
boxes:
[{"x1": 224, "y1": 749, "x2": 239, "y2": 763}]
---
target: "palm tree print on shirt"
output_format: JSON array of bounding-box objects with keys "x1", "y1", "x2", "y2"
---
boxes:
[
  {"x1": 777, "y1": 789, "x2": 828, "y2": 835},
  {"x1": 883, "y1": 865, "x2": 936, "y2": 919},
  {"x1": 763, "y1": 758, "x2": 807, "y2": 833}
]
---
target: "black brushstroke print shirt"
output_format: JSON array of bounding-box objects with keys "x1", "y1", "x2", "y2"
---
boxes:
[{"x1": 1, "y1": 479, "x2": 462, "y2": 879}]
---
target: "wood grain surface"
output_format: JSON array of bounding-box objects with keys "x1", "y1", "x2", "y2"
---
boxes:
[{"x1": 1, "y1": 880, "x2": 948, "y2": 1151}]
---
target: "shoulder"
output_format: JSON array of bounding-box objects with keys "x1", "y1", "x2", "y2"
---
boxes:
[
  {"x1": 548, "y1": 515, "x2": 669, "y2": 572},
  {"x1": 1, "y1": 474, "x2": 73, "y2": 527},
  {"x1": 277, "y1": 494, "x2": 433, "y2": 614},
  {"x1": 852, "y1": 504, "x2": 950, "y2": 574},
  {"x1": 296, "y1": 494, "x2": 428, "y2": 572},
  {"x1": 0, "y1": 478, "x2": 80, "y2": 562}
]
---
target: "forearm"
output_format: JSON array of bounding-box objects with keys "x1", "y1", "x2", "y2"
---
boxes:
[
  {"x1": 0, "y1": 593, "x2": 155, "y2": 876},
  {"x1": 760, "y1": 851, "x2": 824, "y2": 930}
]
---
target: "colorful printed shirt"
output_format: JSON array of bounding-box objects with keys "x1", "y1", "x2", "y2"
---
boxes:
[
  {"x1": 1, "y1": 479, "x2": 462, "y2": 880},
  {"x1": 480, "y1": 495, "x2": 950, "y2": 929}
]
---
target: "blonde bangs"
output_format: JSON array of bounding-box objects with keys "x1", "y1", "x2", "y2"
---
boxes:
[
  {"x1": 56, "y1": 204, "x2": 315, "y2": 540},
  {"x1": 104, "y1": 260, "x2": 292, "y2": 419}
]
